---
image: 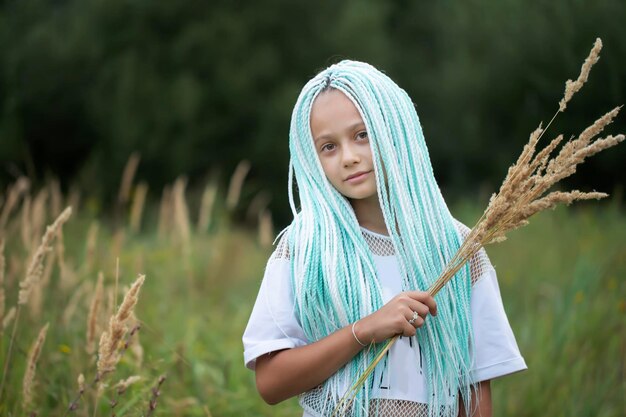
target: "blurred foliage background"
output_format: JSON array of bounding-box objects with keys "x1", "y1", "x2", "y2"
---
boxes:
[
  {"x1": 1, "y1": 0, "x2": 624, "y2": 227},
  {"x1": 0, "y1": 1, "x2": 625, "y2": 416}
]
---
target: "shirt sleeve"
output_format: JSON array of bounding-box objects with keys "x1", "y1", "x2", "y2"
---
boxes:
[
  {"x1": 242, "y1": 257, "x2": 309, "y2": 370},
  {"x1": 469, "y1": 266, "x2": 527, "y2": 383}
]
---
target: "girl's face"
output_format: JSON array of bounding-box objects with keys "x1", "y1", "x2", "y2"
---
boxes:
[{"x1": 310, "y1": 89, "x2": 378, "y2": 202}]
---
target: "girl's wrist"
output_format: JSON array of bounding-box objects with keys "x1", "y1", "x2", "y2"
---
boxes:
[{"x1": 351, "y1": 320, "x2": 369, "y2": 347}]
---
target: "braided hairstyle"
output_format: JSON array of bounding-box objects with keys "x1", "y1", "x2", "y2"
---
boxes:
[{"x1": 284, "y1": 60, "x2": 474, "y2": 416}]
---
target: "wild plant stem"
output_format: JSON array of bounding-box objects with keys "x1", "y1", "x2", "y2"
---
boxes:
[{"x1": 0, "y1": 305, "x2": 21, "y2": 402}]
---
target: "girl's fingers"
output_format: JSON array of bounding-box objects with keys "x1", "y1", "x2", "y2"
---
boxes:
[
  {"x1": 404, "y1": 308, "x2": 424, "y2": 328},
  {"x1": 405, "y1": 299, "x2": 430, "y2": 319},
  {"x1": 406, "y1": 291, "x2": 437, "y2": 316}
]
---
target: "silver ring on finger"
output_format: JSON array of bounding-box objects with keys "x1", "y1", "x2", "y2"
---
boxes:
[{"x1": 408, "y1": 310, "x2": 419, "y2": 325}]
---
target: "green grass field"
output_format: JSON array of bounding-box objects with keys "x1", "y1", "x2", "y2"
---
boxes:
[{"x1": 0, "y1": 197, "x2": 624, "y2": 416}]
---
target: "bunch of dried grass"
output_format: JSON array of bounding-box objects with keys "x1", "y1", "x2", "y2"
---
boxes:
[{"x1": 338, "y1": 37, "x2": 624, "y2": 411}]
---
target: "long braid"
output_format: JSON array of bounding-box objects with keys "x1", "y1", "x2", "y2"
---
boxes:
[{"x1": 286, "y1": 61, "x2": 474, "y2": 416}]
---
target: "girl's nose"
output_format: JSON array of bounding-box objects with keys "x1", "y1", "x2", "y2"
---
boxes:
[{"x1": 342, "y1": 144, "x2": 361, "y2": 167}]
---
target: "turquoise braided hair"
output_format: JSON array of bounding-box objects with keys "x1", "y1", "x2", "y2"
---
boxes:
[{"x1": 284, "y1": 60, "x2": 474, "y2": 416}]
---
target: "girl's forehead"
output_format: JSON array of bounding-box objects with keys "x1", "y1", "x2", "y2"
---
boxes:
[{"x1": 309, "y1": 90, "x2": 364, "y2": 137}]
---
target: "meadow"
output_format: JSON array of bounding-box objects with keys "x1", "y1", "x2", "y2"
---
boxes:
[{"x1": 0, "y1": 176, "x2": 624, "y2": 416}]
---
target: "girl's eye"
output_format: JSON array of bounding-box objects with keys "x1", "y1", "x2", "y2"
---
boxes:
[
  {"x1": 321, "y1": 143, "x2": 336, "y2": 152},
  {"x1": 356, "y1": 131, "x2": 369, "y2": 140}
]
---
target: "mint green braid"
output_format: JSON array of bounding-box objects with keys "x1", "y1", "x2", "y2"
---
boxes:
[{"x1": 285, "y1": 60, "x2": 474, "y2": 416}]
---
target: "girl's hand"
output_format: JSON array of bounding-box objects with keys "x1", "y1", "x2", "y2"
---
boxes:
[{"x1": 353, "y1": 291, "x2": 437, "y2": 344}]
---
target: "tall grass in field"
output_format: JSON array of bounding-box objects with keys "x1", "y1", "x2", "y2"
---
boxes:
[{"x1": 0, "y1": 166, "x2": 623, "y2": 416}]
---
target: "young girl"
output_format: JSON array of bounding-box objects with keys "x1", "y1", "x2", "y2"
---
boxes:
[{"x1": 243, "y1": 60, "x2": 526, "y2": 417}]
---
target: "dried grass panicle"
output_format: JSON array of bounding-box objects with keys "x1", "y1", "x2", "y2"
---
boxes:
[
  {"x1": 559, "y1": 38, "x2": 603, "y2": 112},
  {"x1": 118, "y1": 152, "x2": 141, "y2": 204},
  {"x1": 172, "y1": 178, "x2": 191, "y2": 243},
  {"x1": 531, "y1": 134, "x2": 565, "y2": 176},
  {"x1": 0, "y1": 177, "x2": 30, "y2": 230},
  {"x1": 77, "y1": 374, "x2": 85, "y2": 393},
  {"x1": 30, "y1": 189, "x2": 49, "y2": 249},
  {"x1": 197, "y1": 182, "x2": 218, "y2": 233},
  {"x1": 524, "y1": 191, "x2": 607, "y2": 217},
  {"x1": 548, "y1": 107, "x2": 621, "y2": 176},
  {"x1": 115, "y1": 375, "x2": 141, "y2": 394},
  {"x1": 226, "y1": 160, "x2": 251, "y2": 210},
  {"x1": 130, "y1": 182, "x2": 149, "y2": 233},
  {"x1": 19, "y1": 207, "x2": 72, "y2": 306},
  {"x1": 22, "y1": 322, "x2": 49, "y2": 410},
  {"x1": 20, "y1": 195, "x2": 32, "y2": 250},
  {"x1": 406, "y1": 37, "x2": 623, "y2": 345},
  {"x1": 87, "y1": 272, "x2": 105, "y2": 354},
  {"x1": 2, "y1": 306, "x2": 16, "y2": 330},
  {"x1": 97, "y1": 275, "x2": 145, "y2": 377}
]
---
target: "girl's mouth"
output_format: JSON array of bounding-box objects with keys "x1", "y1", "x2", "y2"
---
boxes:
[{"x1": 345, "y1": 171, "x2": 371, "y2": 183}]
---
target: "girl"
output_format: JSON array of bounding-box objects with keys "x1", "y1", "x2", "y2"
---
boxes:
[{"x1": 243, "y1": 60, "x2": 526, "y2": 417}]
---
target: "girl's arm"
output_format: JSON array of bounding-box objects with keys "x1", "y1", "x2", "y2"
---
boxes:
[
  {"x1": 255, "y1": 291, "x2": 437, "y2": 404},
  {"x1": 457, "y1": 380, "x2": 492, "y2": 417}
]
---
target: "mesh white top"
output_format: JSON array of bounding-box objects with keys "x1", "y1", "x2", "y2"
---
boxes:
[{"x1": 243, "y1": 220, "x2": 527, "y2": 416}]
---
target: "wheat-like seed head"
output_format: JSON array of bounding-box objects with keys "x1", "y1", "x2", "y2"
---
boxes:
[
  {"x1": 19, "y1": 207, "x2": 72, "y2": 305},
  {"x1": 118, "y1": 152, "x2": 141, "y2": 204},
  {"x1": 130, "y1": 182, "x2": 149, "y2": 233},
  {"x1": 20, "y1": 195, "x2": 32, "y2": 251},
  {"x1": 559, "y1": 38, "x2": 602, "y2": 112},
  {"x1": 97, "y1": 274, "x2": 145, "y2": 377},
  {"x1": 197, "y1": 182, "x2": 218, "y2": 233},
  {"x1": 226, "y1": 160, "x2": 251, "y2": 210},
  {"x1": 22, "y1": 322, "x2": 49, "y2": 410},
  {"x1": 172, "y1": 178, "x2": 191, "y2": 244},
  {"x1": 0, "y1": 177, "x2": 30, "y2": 231},
  {"x1": 77, "y1": 373, "x2": 85, "y2": 393},
  {"x1": 115, "y1": 375, "x2": 141, "y2": 394},
  {"x1": 2, "y1": 306, "x2": 15, "y2": 331}
]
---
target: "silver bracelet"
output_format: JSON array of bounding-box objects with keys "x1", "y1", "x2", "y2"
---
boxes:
[{"x1": 351, "y1": 321, "x2": 367, "y2": 347}]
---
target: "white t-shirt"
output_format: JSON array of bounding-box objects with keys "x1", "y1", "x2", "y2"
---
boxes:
[{"x1": 243, "y1": 225, "x2": 527, "y2": 415}]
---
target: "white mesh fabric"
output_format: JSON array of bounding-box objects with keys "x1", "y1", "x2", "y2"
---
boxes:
[{"x1": 272, "y1": 219, "x2": 493, "y2": 286}]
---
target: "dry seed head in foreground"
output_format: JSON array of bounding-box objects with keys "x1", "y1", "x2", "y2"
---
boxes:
[
  {"x1": 97, "y1": 274, "x2": 145, "y2": 376},
  {"x1": 22, "y1": 322, "x2": 49, "y2": 410},
  {"x1": 19, "y1": 207, "x2": 72, "y2": 305},
  {"x1": 559, "y1": 38, "x2": 602, "y2": 112}
]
